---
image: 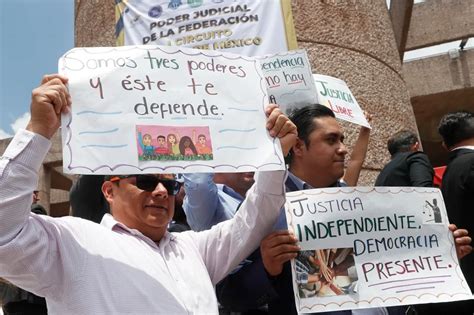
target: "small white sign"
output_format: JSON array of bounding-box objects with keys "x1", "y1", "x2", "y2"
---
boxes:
[
  {"x1": 313, "y1": 74, "x2": 370, "y2": 128},
  {"x1": 260, "y1": 50, "x2": 318, "y2": 115}
]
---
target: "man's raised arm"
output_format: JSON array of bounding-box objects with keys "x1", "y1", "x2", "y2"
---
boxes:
[
  {"x1": 182, "y1": 173, "x2": 223, "y2": 231},
  {"x1": 191, "y1": 104, "x2": 298, "y2": 284},
  {"x1": 26, "y1": 74, "x2": 71, "y2": 139},
  {"x1": 0, "y1": 75, "x2": 71, "y2": 244}
]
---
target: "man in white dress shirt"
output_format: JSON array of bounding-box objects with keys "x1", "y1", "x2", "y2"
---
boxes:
[{"x1": 0, "y1": 74, "x2": 297, "y2": 314}]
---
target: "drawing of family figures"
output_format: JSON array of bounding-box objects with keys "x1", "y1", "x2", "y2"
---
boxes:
[{"x1": 138, "y1": 128, "x2": 213, "y2": 161}]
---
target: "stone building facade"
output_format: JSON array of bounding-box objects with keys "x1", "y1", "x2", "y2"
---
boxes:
[{"x1": 1, "y1": 0, "x2": 472, "y2": 214}]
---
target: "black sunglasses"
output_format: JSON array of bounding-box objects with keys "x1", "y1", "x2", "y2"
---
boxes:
[{"x1": 109, "y1": 175, "x2": 182, "y2": 195}]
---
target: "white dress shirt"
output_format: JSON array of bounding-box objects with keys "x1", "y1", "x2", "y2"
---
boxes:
[{"x1": 0, "y1": 129, "x2": 286, "y2": 315}]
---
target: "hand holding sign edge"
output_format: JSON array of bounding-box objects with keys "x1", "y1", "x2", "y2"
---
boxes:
[
  {"x1": 26, "y1": 74, "x2": 71, "y2": 139},
  {"x1": 450, "y1": 224, "x2": 473, "y2": 260},
  {"x1": 261, "y1": 230, "x2": 300, "y2": 277}
]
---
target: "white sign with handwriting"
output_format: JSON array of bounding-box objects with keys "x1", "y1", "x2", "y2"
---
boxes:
[
  {"x1": 59, "y1": 46, "x2": 285, "y2": 174},
  {"x1": 285, "y1": 187, "x2": 472, "y2": 313},
  {"x1": 314, "y1": 74, "x2": 370, "y2": 128},
  {"x1": 260, "y1": 50, "x2": 317, "y2": 115}
]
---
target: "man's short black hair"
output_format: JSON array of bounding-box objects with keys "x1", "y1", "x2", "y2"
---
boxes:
[
  {"x1": 387, "y1": 130, "x2": 419, "y2": 156},
  {"x1": 31, "y1": 204, "x2": 47, "y2": 215},
  {"x1": 285, "y1": 104, "x2": 336, "y2": 164},
  {"x1": 438, "y1": 110, "x2": 474, "y2": 149}
]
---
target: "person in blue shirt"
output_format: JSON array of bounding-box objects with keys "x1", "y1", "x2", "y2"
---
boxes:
[{"x1": 182, "y1": 172, "x2": 254, "y2": 231}]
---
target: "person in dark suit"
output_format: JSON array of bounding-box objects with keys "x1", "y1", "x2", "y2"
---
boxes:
[
  {"x1": 217, "y1": 105, "x2": 390, "y2": 315},
  {"x1": 431, "y1": 110, "x2": 474, "y2": 314},
  {"x1": 375, "y1": 130, "x2": 433, "y2": 187},
  {"x1": 216, "y1": 107, "x2": 472, "y2": 315}
]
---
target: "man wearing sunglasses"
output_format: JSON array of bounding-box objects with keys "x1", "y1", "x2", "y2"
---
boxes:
[
  {"x1": 0, "y1": 74, "x2": 297, "y2": 314},
  {"x1": 101, "y1": 174, "x2": 183, "y2": 241}
]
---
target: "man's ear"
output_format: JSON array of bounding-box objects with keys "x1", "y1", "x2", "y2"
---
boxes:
[
  {"x1": 292, "y1": 138, "x2": 306, "y2": 157},
  {"x1": 102, "y1": 181, "x2": 115, "y2": 204}
]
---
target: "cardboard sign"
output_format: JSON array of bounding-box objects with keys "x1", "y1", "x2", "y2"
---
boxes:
[
  {"x1": 115, "y1": 0, "x2": 297, "y2": 56},
  {"x1": 58, "y1": 46, "x2": 285, "y2": 174},
  {"x1": 285, "y1": 187, "x2": 472, "y2": 313},
  {"x1": 314, "y1": 74, "x2": 370, "y2": 128},
  {"x1": 260, "y1": 50, "x2": 318, "y2": 115}
]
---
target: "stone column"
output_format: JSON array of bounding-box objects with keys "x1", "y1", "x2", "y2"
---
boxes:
[
  {"x1": 75, "y1": 0, "x2": 115, "y2": 47},
  {"x1": 292, "y1": 0, "x2": 419, "y2": 184}
]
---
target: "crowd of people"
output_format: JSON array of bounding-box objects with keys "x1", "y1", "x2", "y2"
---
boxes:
[{"x1": 0, "y1": 74, "x2": 472, "y2": 315}]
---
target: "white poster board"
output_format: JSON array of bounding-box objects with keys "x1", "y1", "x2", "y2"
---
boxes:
[
  {"x1": 116, "y1": 0, "x2": 297, "y2": 56},
  {"x1": 313, "y1": 74, "x2": 370, "y2": 128},
  {"x1": 59, "y1": 46, "x2": 285, "y2": 174},
  {"x1": 260, "y1": 50, "x2": 318, "y2": 115},
  {"x1": 285, "y1": 187, "x2": 472, "y2": 313}
]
